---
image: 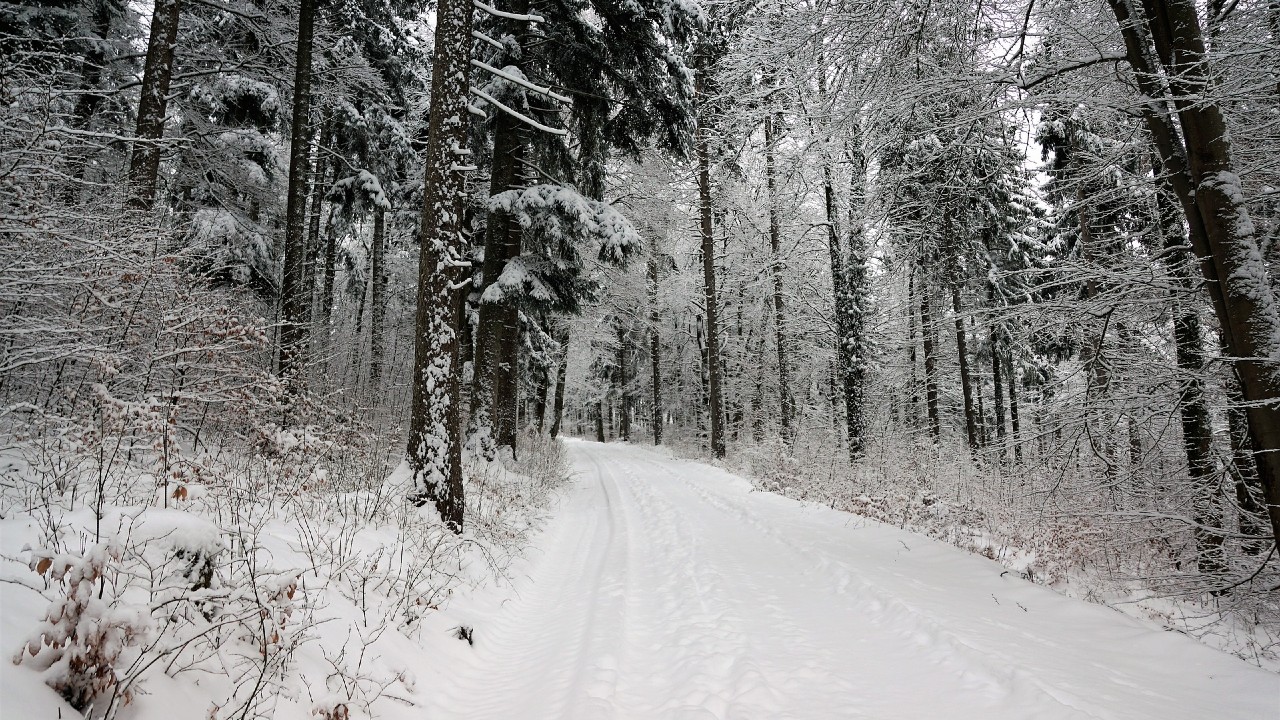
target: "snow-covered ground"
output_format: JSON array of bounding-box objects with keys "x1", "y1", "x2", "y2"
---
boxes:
[
  {"x1": 418, "y1": 440, "x2": 1279, "y2": 719},
  {"x1": 4, "y1": 439, "x2": 1276, "y2": 719}
]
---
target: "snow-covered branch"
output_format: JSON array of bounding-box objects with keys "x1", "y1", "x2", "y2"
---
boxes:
[
  {"x1": 472, "y1": 0, "x2": 544, "y2": 23},
  {"x1": 469, "y1": 87, "x2": 568, "y2": 136},
  {"x1": 471, "y1": 60, "x2": 573, "y2": 104}
]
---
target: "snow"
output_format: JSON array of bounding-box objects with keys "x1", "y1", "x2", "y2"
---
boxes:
[
  {"x1": 416, "y1": 441, "x2": 1279, "y2": 719},
  {"x1": 3, "y1": 442, "x2": 1275, "y2": 719}
]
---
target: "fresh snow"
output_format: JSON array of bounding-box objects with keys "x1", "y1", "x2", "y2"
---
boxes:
[
  {"x1": 418, "y1": 440, "x2": 1279, "y2": 719},
  {"x1": 3, "y1": 441, "x2": 1276, "y2": 719}
]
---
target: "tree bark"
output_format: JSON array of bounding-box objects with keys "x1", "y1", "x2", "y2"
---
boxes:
[
  {"x1": 66, "y1": 0, "x2": 123, "y2": 200},
  {"x1": 953, "y1": 287, "x2": 979, "y2": 452},
  {"x1": 471, "y1": 106, "x2": 525, "y2": 456},
  {"x1": 406, "y1": 0, "x2": 472, "y2": 533},
  {"x1": 127, "y1": 0, "x2": 181, "y2": 209},
  {"x1": 1109, "y1": 0, "x2": 1280, "y2": 545},
  {"x1": 534, "y1": 370, "x2": 549, "y2": 433},
  {"x1": 1007, "y1": 342, "x2": 1022, "y2": 462},
  {"x1": 277, "y1": 0, "x2": 318, "y2": 388},
  {"x1": 303, "y1": 115, "x2": 330, "y2": 319},
  {"x1": 318, "y1": 203, "x2": 338, "y2": 320},
  {"x1": 649, "y1": 257, "x2": 664, "y2": 445},
  {"x1": 696, "y1": 71, "x2": 726, "y2": 459},
  {"x1": 1155, "y1": 160, "x2": 1226, "y2": 572},
  {"x1": 990, "y1": 325, "x2": 1007, "y2": 453},
  {"x1": 550, "y1": 328, "x2": 569, "y2": 439},
  {"x1": 920, "y1": 272, "x2": 941, "y2": 441},
  {"x1": 616, "y1": 324, "x2": 630, "y2": 441},
  {"x1": 908, "y1": 269, "x2": 920, "y2": 427},
  {"x1": 764, "y1": 112, "x2": 793, "y2": 445},
  {"x1": 368, "y1": 206, "x2": 387, "y2": 387}
]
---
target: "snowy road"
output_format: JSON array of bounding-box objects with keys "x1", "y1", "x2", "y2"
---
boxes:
[{"x1": 424, "y1": 441, "x2": 1279, "y2": 719}]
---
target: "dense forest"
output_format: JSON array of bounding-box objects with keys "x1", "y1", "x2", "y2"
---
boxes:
[{"x1": 2, "y1": 0, "x2": 1278, "y2": 715}]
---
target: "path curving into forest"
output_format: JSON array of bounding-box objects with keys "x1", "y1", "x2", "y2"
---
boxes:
[{"x1": 422, "y1": 440, "x2": 1278, "y2": 719}]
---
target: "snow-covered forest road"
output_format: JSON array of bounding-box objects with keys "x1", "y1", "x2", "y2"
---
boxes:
[{"x1": 422, "y1": 441, "x2": 1278, "y2": 719}]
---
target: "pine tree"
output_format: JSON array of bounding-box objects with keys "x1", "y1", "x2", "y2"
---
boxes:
[{"x1": 405, "y1": 0, "x2": 473, "y2": 532}]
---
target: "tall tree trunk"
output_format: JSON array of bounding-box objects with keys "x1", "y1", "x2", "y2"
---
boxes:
[
  {"x1": 908, "y1": 269, "x2": 920, "y2": 427},
  {"x1": 649, "y1": 257, "x2": 664, "y2": 445},
  {"x1": 824, "y1": 152, "x2": 865, "y2": 458},
  {"x1": 990, "y1": 325, "x2": 1007, "y2": 453},
  {"x1": 1076, "y1": 188, "x2": 1117, "y2": 478},
  {"x1": 534, "y1": 372, "x2": 549, "y2": 433},
  {"x1": 920, "y1": 272, "x2": 940, "y2": 442},
  {"x1": 844, "y1": 186, "x2": 869, "y2": 459},
  {"x1": 319, "y1": 205, "x2": 339, "y2": 330},
  {"x1": 1228, "y1": 382, "x2": 1268, "y2": 552},
  {"x1": 406, "y1": 0, "x2": 472, "y2": 533},
  {"x1": 303, "y1": 115, "x2": 330, "y2": 319},
  {"x1": 953, "y1": 287, "x2": 979, "y2": 452},
  {"x1": 1110, "y1": 0, "x2": 1280, "y2": 544},
  {"x1": 492, "y1": 257, "x2": 521, "y2": 453},
  {"x1": 616, "y1": 324, "x2": 630, "y2": 441},
  {"x1": 368, "y1": 207, "x2": 387, "y2": 387},
  {"x1": 1156, "y1": 162, "x2": 1226, "y2": 572},
  {"x1": 471, "y1": 106, "x2": 525, "y2": 456},
  {"x1": 595, "y1": 401, "x2": 606, "y2": 442},
  {"x1": 347, "y1": 238, "x2": 369, "y2": 385},
  {"x1": 1006, "y1": 339, "x2": 1022, "y2": 462},
  {"x1": 277, "y1": 0, "x2": 318, "y2": 388},
  {"x1": 550, "y1": 328, "x2": 569, "y2": 439},
  {"x1": 127, "y1": 0, "x2": 181, "y2": 209},
  {"x1": 66, "y1": 0, "x2": 123, "y2": 200},
  {"x1": 696, "y1": 72, "x2": 726, "y2": 459},
  {"x1": 1171, "y1": 304, "x2": 1224, "y2": 574},
  {"x1": 764, "y1": 113, "x2": 792, "y2": 445}
]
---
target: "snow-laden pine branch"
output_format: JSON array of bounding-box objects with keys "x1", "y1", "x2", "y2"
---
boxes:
[
  {"x1": 469, "y1": 87, "x2": 568, "y2": 136},
  {"x1": 472, "y1": 0, "x2": 544, "y2": 23},
  {"x1": 471, "y1": 60, "x2": 573, "y2": 104}
]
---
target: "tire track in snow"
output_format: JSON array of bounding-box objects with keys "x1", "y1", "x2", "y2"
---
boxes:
[
  {"x1": 622, "y1": 448, "x2": 1111, "y2": 719},
  {"x1": 421, "y1": 442, "x2": 1279, "y2": 719}
]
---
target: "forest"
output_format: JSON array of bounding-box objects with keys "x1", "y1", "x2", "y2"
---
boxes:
[{"x1": 2, "y1": 0, "x2": 1279, "y2": 717}]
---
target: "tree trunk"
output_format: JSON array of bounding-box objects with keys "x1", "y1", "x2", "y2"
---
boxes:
[
  {"x1": 616, "y1": 324, "x2": 630, "y2": 441},
  {"x1": 66, "y1": 0, "x2": 123, "y2": 200},
  {"x1": 534, "y1": 372, "x2": 549, "y2": 433},
  {"x1": 319, "y1": 202, "x2": 339, "y2": 330},
  {"x1": 303, "y1": 115, "x2": 330, "y2": 319},
  {"x1": 471, "y1": 106, "x2": 525, "y2": 456},
  {"x1": 764, "y1": 113, "x2": 792, "y2": 446},
  {"x1": 277, "y1": 0, "x2": 318, "y2": 389},
  {"x1": 649, "y1": 257, "x2": 663, "y2": 445},
  {"x1": 1172, "y1": 304, "x2": 1225, "y2": 574},
  {"x1": 990, "y1": 325, "x2": 1007, "y2": 454},
  {"x1": 1007, "y1": 343, "x2": 1022, "y2": 462},
  {"x1": 908, "y1": 269, "x2": 919, "y2": 427},
  {"x1": 696, "y1": 72, "x2": 726, "y2": 459},
  {"x1": 550, "y1": 328, "x2": 569, "y2": 439},
  {"x1": 1110, "y1": 0, "x2": 1280, "y2": 545},
  {"x1": 1228, "y1": 384, "x2": 1268, "y2": 552},
  {"x1": 595, "y1": 401, "x2": 606, "y2": 442},
  {"x1": 824, "y1": 154, "x2": 865, "y2": 459},
  {"x1": 1076, "y1": 188, "x2": 1117, "y2": 478},
  {"x1": 127, "y1": 0, "x2": 181, "y2": 209},
  {"x1": 920, "y1": 272, "x2": 940, "y2": 441},
  {"x1": 953, "y1": 287, "x2": 979, "y2": 452},
  {"x1": 368, "y1": 207, "x2": 387, "y2": 387},
  {"x1": 406, "y1": 0, "x2": 472, "y2": 533},
  {"x1": 1155, "y1": 163, "x2": 1225, "y2": 573}
]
